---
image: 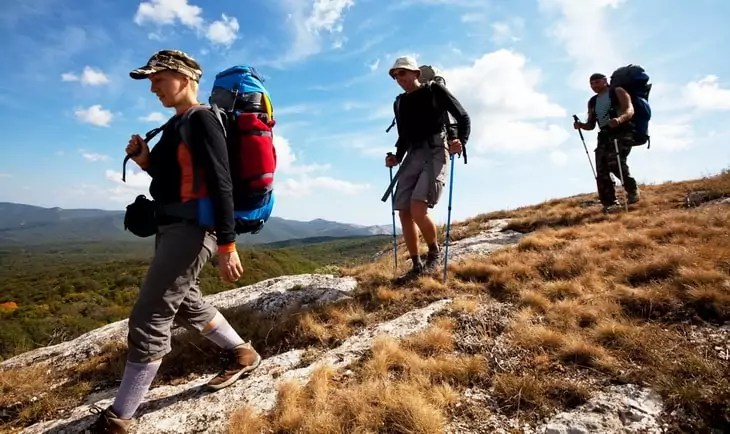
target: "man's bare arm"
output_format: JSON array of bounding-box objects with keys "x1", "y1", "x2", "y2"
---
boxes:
[
  {"x1": 581, "y1": 100, "x2": 597, "y2": 130},
  {"x1": 614, "y1": 86, "x2": 635, "y2": 124}
]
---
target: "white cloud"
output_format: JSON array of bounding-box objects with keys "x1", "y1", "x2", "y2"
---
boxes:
[
  {"x1": 368, "y1": 58, "x2": 380, "y2": 71},
  {"x1": 460, "y1": 13, "x2": 486, "y2": 23},
  {"x1": 80, "y1": 151, "x2": 111, "y2": 162},
  {"x1": 148, "y1": 31, "x2": 165, "y2": 41},
  {"x1": 0, "y1": 173, "x2": 12, "y2": 178},
  {"x1": 273, "y1": 134, "x2": 297, "y2": 173},
  {"x1": 305, "y1": 0, "x2": 355, "y2": 34},
  {"x1": 134, "y1": 0, "x2": 204, "y2": 28},
  {"x1": 139, "y1": 112, "x2": 167, "y2": 122},
  {"x1": 682, "y1": 75, "x2": 730, "y2": 111},
  {"x1": 74, "y1": 104, "x2": 113, "y2": 127},
  {"x1": 277, "y1": 175, "x2": 370, "y2": 197},
  {"x1": 341, "y1": 101, "x2": 368, "y2": 111},
  {"x1": 99, "y1": 133, "x2": 364, "y2": 202},
  {"x1": 107, "y1": 169, "x2": 151, "y2": 189},
  {"x1": 491, "y1": 18, "x2": 525, "y2": 45},
  {"x1": 274, "y1": 0, "x2": 355, "y2": 64},
  {"x1": 538, "y1": 0, "x2": 628, "y2": 88},
  {"x1": 276, "y1": 104, "x2": 317, "y2": 116},
  {"x1": 61, "y1": 66, "x2": 110, "y2": 86},
  {"x1": 443, "y1": 49, "x2": 569, "y2": 153},
  {"x1": 133, "y1": 0, "x2": 239, "y2": 46},
  {"x1": 206, "y1": 14, "x2": 239, "y2": 46},
  {"x1": 274, "y1": 134, "x2": 331, "y2": 174},
  {"x1": 271, "y1": 133, "x2": 368, "y2": 196},
  {"x1": 648, "y1": 121, "x2": 697, "y2": 151},
  {"x1": 639, "y1": 76, "x2": 730, "y2": 116},
  {"x1": 104, "y1": 169, "x2": 152, "y2": 203}
]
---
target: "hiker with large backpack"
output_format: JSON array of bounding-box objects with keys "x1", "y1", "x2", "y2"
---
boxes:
[
  {"x1": 87, "y1": 50, "x2": 275, "y2": 433},
  {"x1": 573, "y1": 66, "x2": 651, "y2": 213},
  {"x1": 382, "y1": 56, "x2": 471, "y2": 284}
]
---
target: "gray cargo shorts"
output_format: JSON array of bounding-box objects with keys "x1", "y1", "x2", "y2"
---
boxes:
[
  {"x1": 393, "y1": 138, "x2": 449, "y2": 211},
  {"x1": 127, "y1": 221, "x2": 219, "y2": 363}
]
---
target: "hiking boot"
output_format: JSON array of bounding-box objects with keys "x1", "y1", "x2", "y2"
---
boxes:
[
  {"x1": 393, "y1": 264, "x2": 424, "y2": 285},
  {"x1": 423, "y1": 248, "x2": 443, "y2": 273},
  {"x1": 206, "y1": 343, "x2": 261, "y2": 390},
  {"x1": 602, "y1": 201, "x2": 623, "y2": 214},
  {"x1": 627, "y1": 188, "x2": 641, "y2": 204},
  {"x1": 83, "y1": 405, "x2": 131, "y2": 434}
]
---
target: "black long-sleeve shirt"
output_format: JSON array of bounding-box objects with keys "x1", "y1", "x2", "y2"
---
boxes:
[
  {"x1": 144, "y1": 107, "x2": 236, "y2": 249},
  {"x1": 394, "y1": 82, "x2": 471, "y2": 161}
]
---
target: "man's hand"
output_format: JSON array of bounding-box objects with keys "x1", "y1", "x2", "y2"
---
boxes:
[
  {"x1": 608, "y1": 118, "x2": 621, "y2": 128},
  {"x1": 573, "y1": 121, "x2": 583, "y2": 130},
  {"x1": 448, "y1": 139, "x2": 463, "y2": 155},
  {"x1": 218, "y1": 250, "x2": 244, "y2": 283},
  {"x1": 385, "y1": 153, "x2": 399, "y2": 168},
  {"x1": 126, "y1": 134, "x2": 150, "y2": 168}
]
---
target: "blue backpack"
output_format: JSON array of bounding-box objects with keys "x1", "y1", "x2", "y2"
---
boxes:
[
  {"x1": 184, "y1": 65, "x2": 277, "y2": 234},
  {"x1": 608, "y1": 64, "x2": 653, "y2": 148},
  {"x1": 122, "y1": 65, "x2": 277, "y2": 236}
]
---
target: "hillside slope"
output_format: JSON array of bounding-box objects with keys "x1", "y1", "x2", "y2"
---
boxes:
[
  {"x1": 1, "y1": 169, "x2": 728, "y2": 433},
  {"x1": 0, "y1": 202, "x2": 400, "y2": 245},
  {"x1": 0, "y1": 235, "x2": 390, "y2": 361}
]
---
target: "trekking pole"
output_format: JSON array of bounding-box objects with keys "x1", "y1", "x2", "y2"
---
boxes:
[
  {"x1": 386, "y1": 153, "x2": 398, "y2": 270},
  {"x1": 613, "y1": 139, "x2": 629, "y2": 212},
  {"x1": 572, "y1": 115, "x2": 597, "y2": 179},
  {"x1": 443, "y1": 153, "x2": 456, "y2": 283}
]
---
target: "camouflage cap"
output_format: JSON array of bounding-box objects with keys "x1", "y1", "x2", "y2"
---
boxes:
[{"x1": 129, "y1": 49, "x2": 203, "y2": 82}]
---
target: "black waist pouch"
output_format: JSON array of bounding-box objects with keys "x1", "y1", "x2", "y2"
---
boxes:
[{"x1": 124, "y1": 195, "x2": 158, "y2": 238}]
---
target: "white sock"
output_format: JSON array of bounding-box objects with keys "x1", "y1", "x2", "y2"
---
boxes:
[
  {"x1": 201, "y1": 311, "x2": 245, "y2": 350},
  {"x1": 112, "y1": 359, "x2": 162, "y2": 419}
]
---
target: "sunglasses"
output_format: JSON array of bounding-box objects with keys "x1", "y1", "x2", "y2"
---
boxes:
[{"x1": 391, "y1": 69, "x2": 411, "y2": 79}]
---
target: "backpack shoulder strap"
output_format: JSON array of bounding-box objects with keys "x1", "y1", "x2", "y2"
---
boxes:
[
  {"x1": 385, "y1": 94, "x2": 403, "y2": 133},
  {"x1": 177, "y1": 104, "x2": 227, "y2": 146},
  {"x1": 176, "y1": 104, "x2": 228, "y2": 193},
  {"x1": 588, "y1": 94, "x2": 597, "y2": 110}
]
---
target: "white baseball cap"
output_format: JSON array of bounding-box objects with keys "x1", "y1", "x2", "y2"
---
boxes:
[{"x1": 388, "y1": 56, "x2": 420, "y2": 78}]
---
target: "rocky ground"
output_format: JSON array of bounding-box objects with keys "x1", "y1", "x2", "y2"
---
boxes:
[{"x1": 3, "y1": 201, "x2": 729, "y2": 433}]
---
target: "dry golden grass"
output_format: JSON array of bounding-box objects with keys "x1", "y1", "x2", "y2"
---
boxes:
[
  {"x1": 3, "y1": 170, "x2": 730, "y2": 433},
  {"x1": 234, "y1": 169, "x2": 730, "y2": 433},
  {"x1": 229, "y1": 322, "x2": 488, "y2": 434}
]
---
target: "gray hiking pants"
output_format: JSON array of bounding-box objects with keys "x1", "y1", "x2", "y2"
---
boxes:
[
  {"x1": 393, "y1": 134, "x2": 449, "y2": 211},
  {"x1": 127, "y1": 222, "x2": 219, "y2": 363}
]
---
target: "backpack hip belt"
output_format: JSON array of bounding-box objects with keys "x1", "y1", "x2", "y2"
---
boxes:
[{"x1": 157, "y1": 197, "x2": 269, "y2": 234}]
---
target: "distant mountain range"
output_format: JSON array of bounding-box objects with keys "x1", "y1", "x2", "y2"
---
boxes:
[{"x1": 0, "y1": 202, "x2": 401, "y2": 246}]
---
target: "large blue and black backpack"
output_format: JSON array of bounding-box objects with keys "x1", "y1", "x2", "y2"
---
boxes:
[
  {"x1": 590, "y1": 64, "x2": 653, "y2": 148},
  {"x1": 610, "y1": 64, "x2": 652, "y2": 148},
  {"x1": 179, "y1": 65, "x2": 278, "y2": 235}
]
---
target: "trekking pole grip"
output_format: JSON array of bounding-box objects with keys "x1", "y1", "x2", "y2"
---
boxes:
[{"x1": 572, "y1": 114, "x2": 586, "y2": 141}]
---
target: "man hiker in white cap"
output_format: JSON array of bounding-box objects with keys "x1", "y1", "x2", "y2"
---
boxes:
[{"x1": 384, "y1": 56, "x2": 471, "y2": 283}]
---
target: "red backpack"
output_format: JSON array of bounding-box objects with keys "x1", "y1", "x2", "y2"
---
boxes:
[
  {"x1": 122, "y1": 66, "x2": 277, "y2": 235},
  {"x1": 178, "y1": 66, "x2": 277, "y2": 234}
]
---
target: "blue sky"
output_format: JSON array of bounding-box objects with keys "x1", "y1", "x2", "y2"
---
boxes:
[{"x1": 0, "y1": 0, "x2": 728, "y2": 227}]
